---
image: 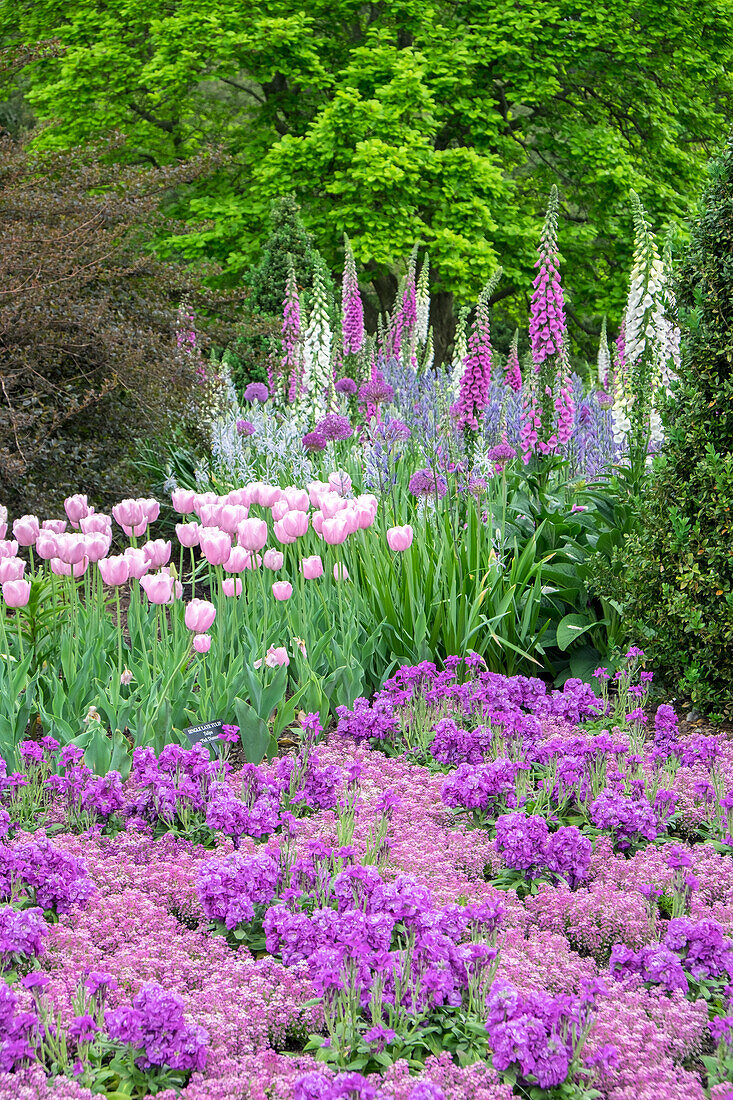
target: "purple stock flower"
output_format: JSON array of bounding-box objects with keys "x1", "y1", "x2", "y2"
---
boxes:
[{"x1": 0, "y1": 905, "x2": 48, "y2": 969}]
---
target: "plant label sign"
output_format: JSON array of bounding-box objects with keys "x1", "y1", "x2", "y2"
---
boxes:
[{"x1": 183, "y1": 720, "x2": 223, "y2": 749}]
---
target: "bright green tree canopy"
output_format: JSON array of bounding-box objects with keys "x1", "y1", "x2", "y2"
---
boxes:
[{"x1": 5, "y1": 0, "x2": 732, "y2": 339}]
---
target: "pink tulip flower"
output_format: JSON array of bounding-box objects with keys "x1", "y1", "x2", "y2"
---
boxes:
[
  {"x1": 222, "y1": 578, "x2": 243, "y2": 597},
  {"x1": 226, "y1": 488, "x2": 249, "y2": 506},
  {"x1": 42, "y1": 519, "x2": 68, "y2": 534},
  {"x1": 2, "y1": 578, "x2": 31, "y2": 607},
  {"x1": 341, "y1": 507, "x2": 359, "y2": 535},
  {"x1": 386, "y1": 525, "x2": 414, "y2": 552},
  {"x1": 259, "y1": 485, "x2": 282, "y2": 509},
  {"x1": 55, "y1": 534, "x2": 88, "y2": 566},
  {"x1": 192, "y1": 492, "x2": 218, "y2": 518},
  {"x1": 185, "y1": 598, "x2": 217, "y2": 632},
  {"x1": 283, "y1": 488, "x2": 310, "y2": 512},
  {"x1": 263, "y1": 549, "x2": 283, "y2": 571},
  {"x1": 322, "y1": 516, "x2": 349, "y2": 546},
  {"x1": 320, "y1": 493, "x2": 349, "y2": 520},
  {"x1": 328, "y1": 471, "x2": 352, "y2": 496},
  {"x1": 197, "y1": 504, "x2": 220, "y2": 528},
  {"x1": 199, "y1": 528, "x2": 232, "y2": 566},
  {"x1": 0, "y1": 557, "x2": 26, "y2": 583},
  {"x1": 273, "y1": 520, "x2": 296, "y2": 545},
  {"x1": 243, "y1": 552, "x2": 262, "y2": 570},
  {"x1": 12, "y1": 515, "x2": 40, "y2": 547},
  {"x1": 254, "y1": 645, "x2": 289, "y2": 669},
  {"x1": 224, "y1": 546, "x2": 249, "y2": 573},
  {"x1": 307, "y1": 481, "x2": 330, "y2": 508},
  {"x1": 98, "y1": 555, "x2": 130, "y2": 586},
  {"x1": 355, "y1": 505, "x2": 376, "y2": 530},
  {"x1": 237, "y1": 518, "x2": 268, "y2": 553},
  {"x1": 218, "y1": 503, "x2": 248, "y2": 535},
  {"x1": 64, "y1": 495, "x2": 92, "y2": 527},
  {"x1": 140, "y1": 499, "x2": 160, "y2": 524},
  {"x1": 300, "y1": 555, "x2": 323, "y2": 580},
  {"x1": 0, "y1": 523, "x2": 5, "y2": 540},
  {"x1": 159, "y1": 566, "x2": 183, "y2": 599},
  {"x1": 193, "y1": 633, "x2": 211, "y2": 654},
  {"x1": 171, "y1": 489, "x2": 196, "y2": 514},
  {"x1": 35, "y1": 533, "x2": 58, "y2": 561},
  {"x1": 112, "y1": 499, "x2": 144, "y2": 530},
  {"x1": 0, "y1": 540, "x2": 18, "y2": 559},
  {"x1": 142, "y1": 539, "x2": 172, "y2": 569},
  {"x1": 333, "y1": 563, "x2": 349, "y2": 581},
  {"x1": 271, "y1": 499, "x2": 289, "y2": 522},
  {"x1": 79, "y1": 514, "x2": 110, "y2": 535},
  {"x1": 272, "y1": 581, "x2": 293, "y2": 601},
  {"x1": 83, "y1": 533, "x2": 111, "y2": 563},
  {"x1": 140, "y1": 571, "x2": 174, "y2": 604},
  {"x1": 311, "y1": 511, "x2": 325, "y2": 536},
  {"x1": 176, "y1": 522, "x2": 200, "y2": 548},
  {"x1": 123, "y1": 547, "x2": 150, "y2": 580},
  {"x1": 281, "y1": 510, "x2": 309, "y2": 539},
  {"x1": 51, "y1": 558, "x2": 87, "y2": 578}
]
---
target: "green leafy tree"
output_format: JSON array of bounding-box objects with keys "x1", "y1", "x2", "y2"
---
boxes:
[
  {"x1": 613, "y1": 140, "x2": 733, "y2": 716},
  {"x1": 3, "y1": 0, "x2": 732, "y2": 351}
]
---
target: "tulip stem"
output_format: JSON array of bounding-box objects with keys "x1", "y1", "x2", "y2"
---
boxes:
[{"x1": 115, "y1": 587, "x2": 123, "y2": 674}]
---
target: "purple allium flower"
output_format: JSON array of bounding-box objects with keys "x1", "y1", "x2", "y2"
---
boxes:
[
  {"x1": 236, "y1": 419, "x2": 255, "y2": 436},
  {"x1": 243, "y1": 382, "x2": 270, "y2": 403},
  {"x1": 358, "y1": 374, "x2": 394, "y2": 406},
  {"x1": 408, "y1": 467, "x2": 448, "y2": 499},
  {"x1": 334, "y1": 376, "x2": 357, "y2": 395},
  {"x1": 315, "y1": 413, "x2": 353, "y2": 441},
  {"x1": 302, "y1": 430, "x2": 327, "y2": 452}
]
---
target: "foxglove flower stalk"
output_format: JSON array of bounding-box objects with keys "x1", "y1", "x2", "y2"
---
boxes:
[
  {"x1": 281, "y1": 263, "x2": 302, "y2": 405},
  {"x1": 450, "y1": 306, "x2": 470, "y2": 399},
  {"x1": 529, "y1": 186, "x2": 566, "y2": 367},
  {"x1": 597, "y1": 316, "x2": 611, "y2": 391},
  {"x1": 415, "y1": 255, "x2": 430, "y2": 347},
  {"x1": 452, "y1": 274, "x2": 499, "y2": 432},
  {"x1": 341, "y1": 236, "x2": 364, "y2": 357},
  {"x1": 303, "y1": 261, "x2": 333, "y2": 415},
  {"x1": 504, "y1": 330, "x2": 522, "y2": 392}
]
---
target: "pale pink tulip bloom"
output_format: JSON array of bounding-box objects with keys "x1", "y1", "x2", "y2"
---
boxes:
[
  {"x1": 283, "y1": 488, "x2": 310, "y2": 512},
  {"x1": 355, "y1": 505, "x2": 376, "y2": 530},
  {"x1": 140, "y1": 571, "x2": 174, "y2": 604},
  {"x1": 12, "y1": 515, "x2": 40, "y2": 546},
  {"x1": 43, "y1": 519, "x2": 68, "y2": 534},
  {"x1": 197, "y1": 503, "x2": 220, "y2": 528},
  {"x1": 271, "y1": 499, "x2": 289, "y2": 522},
  {"x1": 300, "y1": 555, "x2": 323, "y2": 580},
  {"x1": 311, "y1": 511, "x2": 325, "y2": 536},
  {"x1": 185, "y1": 598, "x2": 217, "y2": 632},
  {"x1": 176, "y1": 522, "x2": 200, "y2": 548},
  {"x1": 112, "y1": 499, "x2": 145, "y2": 530},
  {"x1": 226, "y1": 488, "x2": 249, "y2": 506},
  {"x1": 171, "y1": 489, "x2": 196, "y2": 514},
  {"x1": 263, "y1": 549, "x2": 283, "y2": 571},
  {"x1": 320, "y1": 492, "x2": 349, "y2": 520},
  {"x1": 281, "y1": 510, "x2": 309, "y2": 539},
  {"x1": 242, "y1": 552, "x2": 262, "y2": 570},
  {"x1": 83, "y1": 533, "x2": 111, "y2": 563},
  {"x1": 307, "y1": 481, "x2": 330, "y2": 508},
  {"x1": 222, "y1": 578, "x2": 243, "y2": 597},
  {"x1": 328, "y1": 471, "x2": 352, "y2": 496},
  {"x1": 273, "y1": 520, "x2": 296, "y2": 545},
  {"x1": 259, "y1": 485, "x2": 282, "y2": 509},
  {"x1": 142, "y1": 539, "x2": 172, "y2": 569},
  {"x1": 159, "y1": 566, "x2": 183, "y2": 599},
  {"x1": 199, "y1": 528, "x2": 232, "y2": 566},
  {"x1": 342, "y1": 507, "x2": 359, "y2": 535},
  {"x1": 55, "y1": 534, "x2": 88, "y2": 566},
  {"x1": 386, "y1": 525, "x2": 414, "y2": 552},
  {"x1": 237, "y1": 518, "x2": 268, "y2": 552},
  {"x1": 193, "y1": 633, "x2": 212, "y2": 654},
  {"x1": 35, "y1": 533, "x2": 58, "y2": 561},
  {"x1": 192, "y1": 492, "x2": 218, "y2": 517},
  {"x1": 140, "y1": 499, "x2": 160, "y2": 524},
  {"x1": 123, "y1": 547, "x2": 150, "y2": 579},
  {"x1": 272, "y1": 581, "x2": 293, "y2": 601},
  {"x1": 333, "y1": 563, "x2": 349, "y2": 581},
  {"x1": 322, "y1": 516, "x2": 349, "y2": 546},
  {"x1": 224, "y1": 546, "x2": 249, "y2": 573},
  {"x1": 79, "y1": 514, "x2": 110, "y2": 535},
  {"x1": 0, "y1": 540, "x2": 18, "y2": 559},
  {"x1": 0, "y1": 557, "x2": 26, "y2": 583},
  {"x1": 98, "y1": 555, "x2": 130, "y2": 586},
  {"x1": 218, "y1": 503, "x2": 248, "y2": 534},
  {"x1": 254, "y1": 645, "x2": 289, "y2": 669},
  {"x1": 2, "y1": 578, "x2": 31, "y2": 607},
  {"x1": 51, "y1": 558, "x2": 88, "y2": 579},
  {"x1": 64, "y1": 495, "x2": 92, "y2": 527}
]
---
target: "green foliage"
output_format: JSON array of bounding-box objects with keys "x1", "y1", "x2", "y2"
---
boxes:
[
  {"x1": 3, "y1": 1, "x2": 732, "y2": 347},
  {"x1": 247, "y1": 194, "x2": 322, "y2": 314},
  {"x1": 612, "y1": 140, "x2": 733, "y2": 716}
]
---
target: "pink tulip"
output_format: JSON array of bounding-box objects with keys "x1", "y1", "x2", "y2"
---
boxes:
[
  {"x1": 243, "y1": 552, "x2": 262, "y2": 570},
  {"x1": 272, "y1": 581, "x2": 292, "y2": 601},
  {"x1": 271, "y1": 499, "x2": 289, "y2": 522},
  {"x1": 311, "y1": 511, "x2": 325, "y2": 536},
  {"x1": 355, "y1": 505, "x2": 376, "y2": 530},
  {"x1": 123, "y1": 547, "x2": 150, "y2": 580},
  {"x1": 171, "y1": 489, "x2": 196, "y2": 514},
  {"x1": 0, "y1": 524, "x2": 5, "y2": 540},
  {"x1": 320, "y1": 492, "x2": 349, "y2": 520},
  {"x1": 259, "y1": 485, "x2": 282, "y2": 509},
  {"x1": 322, "y1": 516, "x2": 348, "y2": 546},
  {"x1": 218, "y1": 503, "x2": 248, "y2": 535},
  {"x1": 281, "y1": 510, "x2": 309, "y2": 539},
  {"x1": 328, "y1": 471, "x2": 352, "y2": 496},
  {"x1": 333, "y1": 563, "x2": 349, "y2": 581},
  {"x1": 98, "y1": 555, "x2": 130, "y2": 586},
  {"x1": 42, "y1": 519, "x2": 68, "y2": 534},
  {"x1": 83, "y1": 533, "x2": 111, "y2": 563},
  {"x1": 237, "y1": 518, "x2": 268, "y2": 553},
  {"x1": 273, "y1": 520, "x2": 296, "y2": 545},
  {"x1": 55, "y1": 534, "x2": 88, "y2": 566},
  {"x1": 142, "y1": 539, "x2": 172, "y2": 569},
  {"x1": 185, "y1": 598, "x2": 217, "y2": 632},
  {"x1": 159, "y1": 566, "x2": 183, "y2": 599},
  {"x1": 64, "y1": 495, "x2": 92, "y2": 527},
  {"x1": 197, "y1": 503, "x2": 220, "y2": 528},
  {"x1": 254, "y1": 645, "x2": 289, "y2": 669},
  {"x1": 341, "y1": 507, "x2": 359, "y2": 535},
  {"x1": 386, "y1": 525, "x2": 414, "y2": 552},
  {"x1": 140, "y1": 571, "x2": 174, "y2": 604},
  {"x1": 176, "y1": 522, "x2": 200, "y2": 548},
  {"x1": 79, "y1": 514, "x2": 111, "y2": 535},
  {"x1": 222, "y1": 578, "x2": 243, "y2": 597},
  {"x1": 2, "y1": 578, "x2": 31, "y2": 607},
  {"x1": 199, "y1": 528, "x2": 232, "y2": 566},
  {"x1": 12, "y1": 515, "x2": 40, "y2": 547},
  {"x1": 0, "y1": 557, "x2": 26, "y2": 583},
  {"x1": 224, "y1": 546, "x2": 249, "y2": 573},
  {"x1": 283, "y1": 488, "x2": 310, "y2": 512},
  {"x1": 192, "y1": 492, "x2": 218, "y2": 518},
  {"x1": 307, "y1": 481, "x2": 330, "y2": 508},
  {"x1": 300, "y1": 555, "x2": 323, "y2": 580},
  {"x1": 263, "y1": 549, "x2": 283, "y2": 571},
  {"x1": 193, "y1": 633, "x2": 212, "y2": 654},
  {"x1": 226, "y1": 488, "x2": 249, "y2": 507},
  {"x1": 51, "y1": 558, "x2": 86, "y2": 578},
  {"x1": 140, "y1": 499, "x2": 160, "y2": 524},
  {"x1": 0, "y1": 539, "x2": 18, "y2": 559},
  {"x1": 112, "y1": 499, "x2": 145, "y2": 530},
  {"x1": 35, "y1": 533, "x2": 58, "y2": 561},
  {"x1": 246, "y1": 482, "x2": 265, "y2": 506}
]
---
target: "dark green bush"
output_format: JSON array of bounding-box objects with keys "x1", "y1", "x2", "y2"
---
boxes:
[{"x1": 614, "y1": 141, "x2": 733, "y2": 716}]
